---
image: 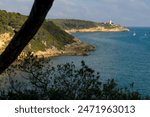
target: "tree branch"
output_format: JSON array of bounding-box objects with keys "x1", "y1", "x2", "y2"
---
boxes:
[{"x1": 0, "y1": 0, "x2": 54, "y2": 74}]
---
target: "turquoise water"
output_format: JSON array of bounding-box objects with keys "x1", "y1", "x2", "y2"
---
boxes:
[{"x1": 52, "y1": 27, "x2": 150, "y2": 95}]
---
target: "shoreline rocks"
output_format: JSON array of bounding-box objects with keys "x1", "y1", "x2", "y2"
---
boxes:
[
  {"x1": 65, "y1": 26, "x2": 129, "y2": 33},
  {"x1": 34, "y1": 38, "x2": 96, "y2": 58}
]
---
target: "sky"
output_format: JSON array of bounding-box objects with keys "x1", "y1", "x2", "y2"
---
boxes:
[{"x1": 0, "y1": 0, "x2": 150, "y2": 27}]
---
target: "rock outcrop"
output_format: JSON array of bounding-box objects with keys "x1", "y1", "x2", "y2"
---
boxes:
[{"x1": 65, "y1": 26, "x2": 129, "y2": 33}]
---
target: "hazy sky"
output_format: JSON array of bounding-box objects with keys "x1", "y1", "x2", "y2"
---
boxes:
[{"x1": 0, "y1": 0, "x2": 150, "y2": 26}]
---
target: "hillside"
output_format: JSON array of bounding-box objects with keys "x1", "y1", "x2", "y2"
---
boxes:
[
  {"x1": 0, "y1": 10, "x2": 96, "y2": 57},
  {"x1": 50, "y1": 19, "x2": 129, "y2": 33},
  {"x1": 50, "y1": 19, "x2": 98, "y2": 30}
]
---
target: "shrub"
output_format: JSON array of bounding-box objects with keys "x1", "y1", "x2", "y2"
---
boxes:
[{"x1": 0, "y1": 53, "x2": 147, "y2": 100}]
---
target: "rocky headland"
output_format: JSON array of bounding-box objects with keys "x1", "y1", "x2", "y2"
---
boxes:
[
  {"x1": 51, "y1": 19, "x2": 129, "y2": 33},
  {"x1": 65, "y1": 26, "x2": 129, "y2": 33},
  {"x1": 0, "y1": 33, "x2": 95, "y2": 58},
  {"x1": 32, "y1": 38, "x2": 95, "y2": 58}
]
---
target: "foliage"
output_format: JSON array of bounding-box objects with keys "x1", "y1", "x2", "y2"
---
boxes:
[
  {"x1": 0, "y1": 10, "x2": 26, "y2": 33},
  {"x1": 50, "y1": 19, "x2": 98, "y2": 30},
  {"x1": 0, "y1": 54, "x2": 147, "y2": 100},
  {"x1": 0, "y1": 10, "x2": 74, "y2": 52}
]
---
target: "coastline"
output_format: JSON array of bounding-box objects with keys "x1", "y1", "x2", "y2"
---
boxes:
[
  {"x1": 34, "y1": 38, "x2": 96, "y2": 58},
  {"x1": 0, "y1": 33, "x2": 95, "y2": 58},
  {"x1": 0, "y1": 25, "x2": 128, "y2": 58},
  {"x1": 35, "y1": 26, "x2": 129, "y2": 58},
  {"x1": 65, "y1": 26, "x2": 129, "y2": 33}
]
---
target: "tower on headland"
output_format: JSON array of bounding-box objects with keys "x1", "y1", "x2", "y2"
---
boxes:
[
  {"x1": 105, "y1": 20, "x2": 113, "y2": 25},
  {"x1": 108, "y1": 20, "x2": 112, "y2": 25}
]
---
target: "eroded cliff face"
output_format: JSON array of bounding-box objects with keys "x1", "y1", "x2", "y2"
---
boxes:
[
  {"x1": 33, "y1": 38, "x2": 95, "y2": 57},
  {"x1": 65, "y1": 26, "x2": 129, "y2": 33},
  {"x1": 0, "y1": 33, "x2": 13, "y2": 52}
]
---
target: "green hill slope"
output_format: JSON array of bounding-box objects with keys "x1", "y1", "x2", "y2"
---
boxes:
[
  {"x1": 0, "y1": 10, "x2": 74, "y2": 53},
  {"x1": 50, "y1": 19, "x2": 98, "y2": 30}
]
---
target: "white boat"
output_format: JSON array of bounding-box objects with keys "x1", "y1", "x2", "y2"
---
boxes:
[{"x1": 133, "y1": 32, "x2": 136, "y2": 36}]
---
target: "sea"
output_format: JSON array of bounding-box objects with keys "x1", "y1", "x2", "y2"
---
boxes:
[{"x1": 51, "y1": 27, "x2": 150, "y2": 96}]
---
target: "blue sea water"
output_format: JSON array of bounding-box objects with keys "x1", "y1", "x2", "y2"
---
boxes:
[{"x1": 51, "y1": 27, "x2": 150, "y2": 96}]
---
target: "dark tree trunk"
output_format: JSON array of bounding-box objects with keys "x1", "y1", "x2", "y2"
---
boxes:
[{"x1": 0, "y1": 0, "x2": 54, "y2": 74}]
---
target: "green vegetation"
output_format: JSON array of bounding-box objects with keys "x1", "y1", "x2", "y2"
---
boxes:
[
  {"x1": 0, "y1": 10, "x2": 26, "y2": 33},
  {"x1": 0, "y1": 10, "x2": 74, "y2": 53},
  {"x1": 0, "y1": 53, "x2": 148, "y2": 100},
  {"x1": 50, "y1": 19, "x2": 98, "y2": 30}
]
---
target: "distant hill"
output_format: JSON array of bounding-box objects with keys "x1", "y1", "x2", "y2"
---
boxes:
[
  {"x1": 50, "y1": 19, "x2": 129, "y2": 33},
  {"x1": 50, "y1": 19, "x2": 98, "y2": 30},
  {"x1": 0, "y1": 10, "x2": 74, "y2": 54}
]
